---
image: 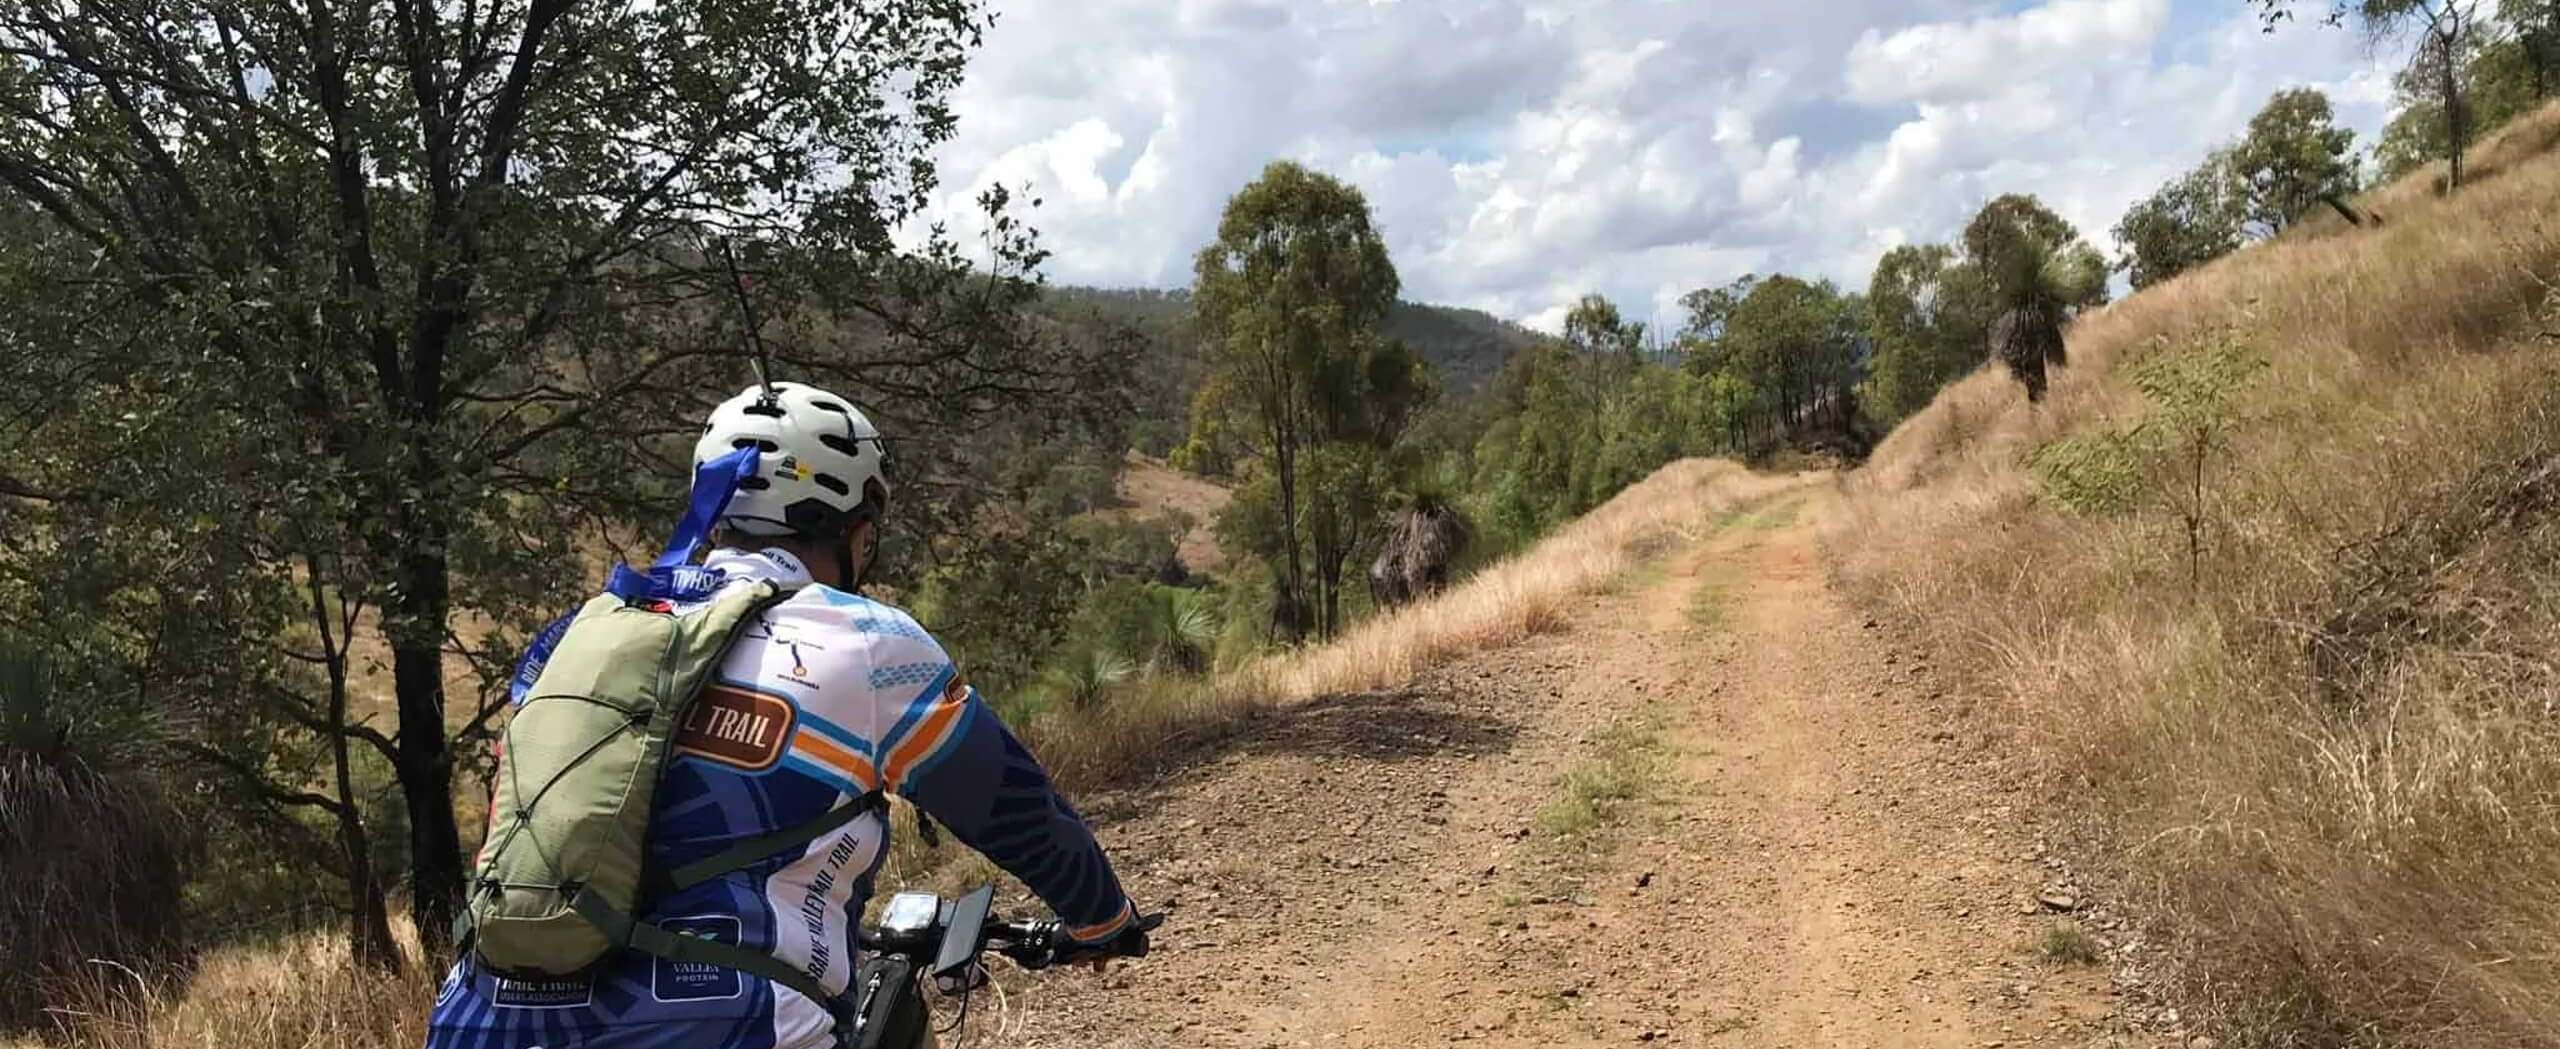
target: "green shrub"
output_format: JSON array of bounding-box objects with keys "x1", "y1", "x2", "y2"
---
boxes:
[{"x1": 2028, "y1": 427, "x2": 2145, "y2": 515}]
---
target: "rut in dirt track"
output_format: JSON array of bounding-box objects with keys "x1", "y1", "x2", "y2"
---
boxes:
[{"x1": 974, "y1": 489, "x2": 2132, "y2": 1049}]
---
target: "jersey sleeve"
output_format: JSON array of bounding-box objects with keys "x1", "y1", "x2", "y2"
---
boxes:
[
  {"x1": 881, "y1": 677, "x2": 1138, "y2": 944},
  {"x1": 792, "y1": 590, "x2": 1138, "y2": 944}
]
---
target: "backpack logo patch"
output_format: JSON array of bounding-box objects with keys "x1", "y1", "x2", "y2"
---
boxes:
[{"x1": 676, "y1": 684, "x2": 796, "y2": 772}]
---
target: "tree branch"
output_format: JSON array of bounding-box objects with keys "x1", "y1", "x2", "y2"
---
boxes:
[
  {"x1": 0, "y1": 472, "x2": 67, "y2": 504},
  {"x1": 476, "y1": 0, "x2": 576, "y2": 189},
  {"x1": 0, "y1": 151, "x2": 123, "y2": 253},
  {"x1": 176, "y1": 740, "x2": 348, "y2": 815},
  {"x1": 475, "y1": 345, "x2": 726, "y2": 463},
  {"x1": 269, "y1": 691, "x2": 402, "y2": 768},
  {"x1": 299, "y1": 0, "x2": 411, "y2": 415}
]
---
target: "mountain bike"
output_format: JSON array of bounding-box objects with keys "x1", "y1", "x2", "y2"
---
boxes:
[{"x1": 847, "y1": 884, "x2": 1162, "y2": 1049}]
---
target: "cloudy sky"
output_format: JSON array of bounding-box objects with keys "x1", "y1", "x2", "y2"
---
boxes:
[{"x1": 918, "y1": 0, "x2": 2400, "y2": 333}]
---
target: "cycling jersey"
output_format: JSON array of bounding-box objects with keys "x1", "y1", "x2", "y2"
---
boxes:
[{"x1": 428, "y1": 547, "x2": 1136, "y2": 1049}]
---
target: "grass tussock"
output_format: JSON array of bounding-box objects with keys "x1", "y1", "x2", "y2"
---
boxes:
[
  {"x1": 1828, "y1": 98, "x2": 2560, "y2": 1048},
  {"x1": 1535, "y1": 718, "x2": 1667, "y2": 843},
  {"x1": 1525, "y1": 717, "x2": 1669, "y2": 893},
  {"x1": 2035, "y1": 920, "x2": 2104, "y2": 968}
]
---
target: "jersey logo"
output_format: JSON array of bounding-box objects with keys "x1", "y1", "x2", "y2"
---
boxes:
[{"x1": 676, "y1": 684, "x2": 796, "y2": 772}]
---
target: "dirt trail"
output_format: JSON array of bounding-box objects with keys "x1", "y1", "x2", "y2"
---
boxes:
[{"x1": 980, "y1": 486, "x2": 2128, "y2": 1048}]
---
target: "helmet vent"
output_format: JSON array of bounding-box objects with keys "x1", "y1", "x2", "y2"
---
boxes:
[
  {"x1": 730, "y1": 438, "x2": 780, "y2": 454},
  {"x1": 742, "y1": 403, "x2": 787, "y2": 419},
  {"x1": 811, "y1": 473, "x2": 850, "y2": 497},
  {"x1": 819, "y1": 434, "x2": 863, "y2": 458},
  {"x1": 811, "y1": 400, "x2": 851, "y2": 415},
  {"x1": 738, "y1": 477, "x2": 771, "y2": 491}
]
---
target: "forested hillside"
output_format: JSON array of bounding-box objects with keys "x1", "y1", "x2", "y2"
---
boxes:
[{"x1": 1038, "y1": 287, "x2": 1540, "y2": 456}]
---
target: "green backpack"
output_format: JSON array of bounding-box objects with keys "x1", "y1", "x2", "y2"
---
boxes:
[{"x1": 454, "y1": 448, "x2": 880, "y2": 1016}]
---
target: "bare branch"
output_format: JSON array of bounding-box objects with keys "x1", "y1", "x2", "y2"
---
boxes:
[
  {"x1": 270, "y1": 692, "x2": 401, "y2": 768},
  {"x1": 175, "y1": 741, "x2": 348, "y2": 815},
  {"x1": 476, "y1": 0, "x2": 577, "y2": 189},
  {"x1": 475, "y1": 345, "x2": 726, "y2": 463}
]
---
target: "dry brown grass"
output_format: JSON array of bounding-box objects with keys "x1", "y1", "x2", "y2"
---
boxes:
[
  {"x1": 1828, "y1": 98, "x2": 2560, "y2": 1048},
  {"x1": 12, "y1": 920, "x2": 430, "y2": 1049}
]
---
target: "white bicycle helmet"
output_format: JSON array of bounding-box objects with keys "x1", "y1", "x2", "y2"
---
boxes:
[{"x1": 692, "y1": 381, "x2": 890, "y2": 537}]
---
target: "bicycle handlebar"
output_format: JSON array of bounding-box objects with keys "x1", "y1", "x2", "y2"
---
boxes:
[{"x1": 862, "y1": 887, "x2": 1162, "y2": 975}]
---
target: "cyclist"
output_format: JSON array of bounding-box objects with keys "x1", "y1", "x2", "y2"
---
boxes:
[{"x1": 428, "y1": 381, "x2": 1146, "y2": 1048}]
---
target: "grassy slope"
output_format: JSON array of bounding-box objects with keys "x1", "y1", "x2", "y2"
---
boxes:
[
  {"x1": 1827, "y1": 101, "x2": 2560, "y2": 1047},
  {"x1": 1098, "y1": 451, "x2": 1235, "y2": 576}
]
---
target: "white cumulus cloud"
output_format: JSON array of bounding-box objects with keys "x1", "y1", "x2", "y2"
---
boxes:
[{"x1": 918, "y1": 0, "x2": 2405, "y2": 332}]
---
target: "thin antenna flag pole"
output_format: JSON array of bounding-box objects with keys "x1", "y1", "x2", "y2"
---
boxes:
[{"x1": 717, "y1": 237, "x2": 779, "y2": 404}]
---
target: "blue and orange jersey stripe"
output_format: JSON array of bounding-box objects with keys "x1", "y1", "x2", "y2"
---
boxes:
[
  {"x1": 880, "y1": 667, "x2": 972, "y2": 791},
  {"x1": 782, "y1": 710, "x2": 879, "y2": 796}
]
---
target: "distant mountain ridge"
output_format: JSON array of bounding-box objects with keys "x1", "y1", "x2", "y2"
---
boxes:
[{"x1": 1043, "y1": 285, "x2": 1546, "y2": 396}]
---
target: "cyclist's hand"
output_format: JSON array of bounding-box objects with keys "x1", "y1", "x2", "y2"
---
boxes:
[{"x1": 1056, "y1": 920, "x2": 1151, "y2": 972}]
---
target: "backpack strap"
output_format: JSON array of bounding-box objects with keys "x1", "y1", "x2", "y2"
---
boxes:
[
  {"x1": 568, "y1": 889, "x2": 851, "y2": 1023},
  {"x1": 650, "y1": 789, "x2": 888, "y2": 896},
  {"x1": 578, "y1": 791, "x2": 887, "y2": 1024}
]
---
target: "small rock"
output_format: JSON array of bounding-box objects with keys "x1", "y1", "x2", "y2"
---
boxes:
[
  {"x1": 1636, "y1": 871, "x2": 1655, "y2": 888},
  {"x1": 2190, "y1": 1038, "x2": 2219, "y2": 1049},
  {"x1": 1559, "y1": 986, "x2": 1581, "y2": 999},
  {"x1": 2038, "y1": 892, "x2": 2080, "y2": 912}
]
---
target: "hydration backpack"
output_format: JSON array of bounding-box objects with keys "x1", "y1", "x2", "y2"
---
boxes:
[{"x1": 454, "y1": 447, "x2": 880, "y2": 1018}]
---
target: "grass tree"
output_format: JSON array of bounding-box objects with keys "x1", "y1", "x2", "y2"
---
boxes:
[
  {"x1": 1967, "y1": 195, "x2": 2110, "y2": 403},
  {"x1": 0, "y1": 641, "x2": 191, "y2": 1018},
  {"x1": 1043, "y1": 647, "x2": 1135, "y2": 711},
  {"x1": 1141, "y1": 588, "x2": 1219, "y2": 675}
]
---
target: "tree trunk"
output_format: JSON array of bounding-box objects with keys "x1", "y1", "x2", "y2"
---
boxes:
[
  {"x1": 1316, "y1": 522, "x2": 1348, "y2": 641},
  {"x1": 2438, "y1": 26, "x2": 2467, "y2": 191},
  {"x1": 336, "y1": 723, "x2": 401, "y2": 971},
  {"x1": 387, "y1": 481, "x2": 464, "y2": 952},
  {"x1": 1272, "y1": 432, "x2": 1307, "y2": 644},
  {"x1": 2547, "y1": 1, "x2": 2559, "y2": 98},
  {"x1": 1320, "y1": 563, "x2": 1340, "y2": 640},
  {"x1": 315, "y1": 556, "x2": 400, "y2": 971}
]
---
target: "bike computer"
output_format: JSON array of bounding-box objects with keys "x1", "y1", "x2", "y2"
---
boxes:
[
  {"x1": 880, "y1": 891, "x2": 941, "y2": 939},
  {"x1": 934, "y1": 885, "x2": 995, "y2": 978}
]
